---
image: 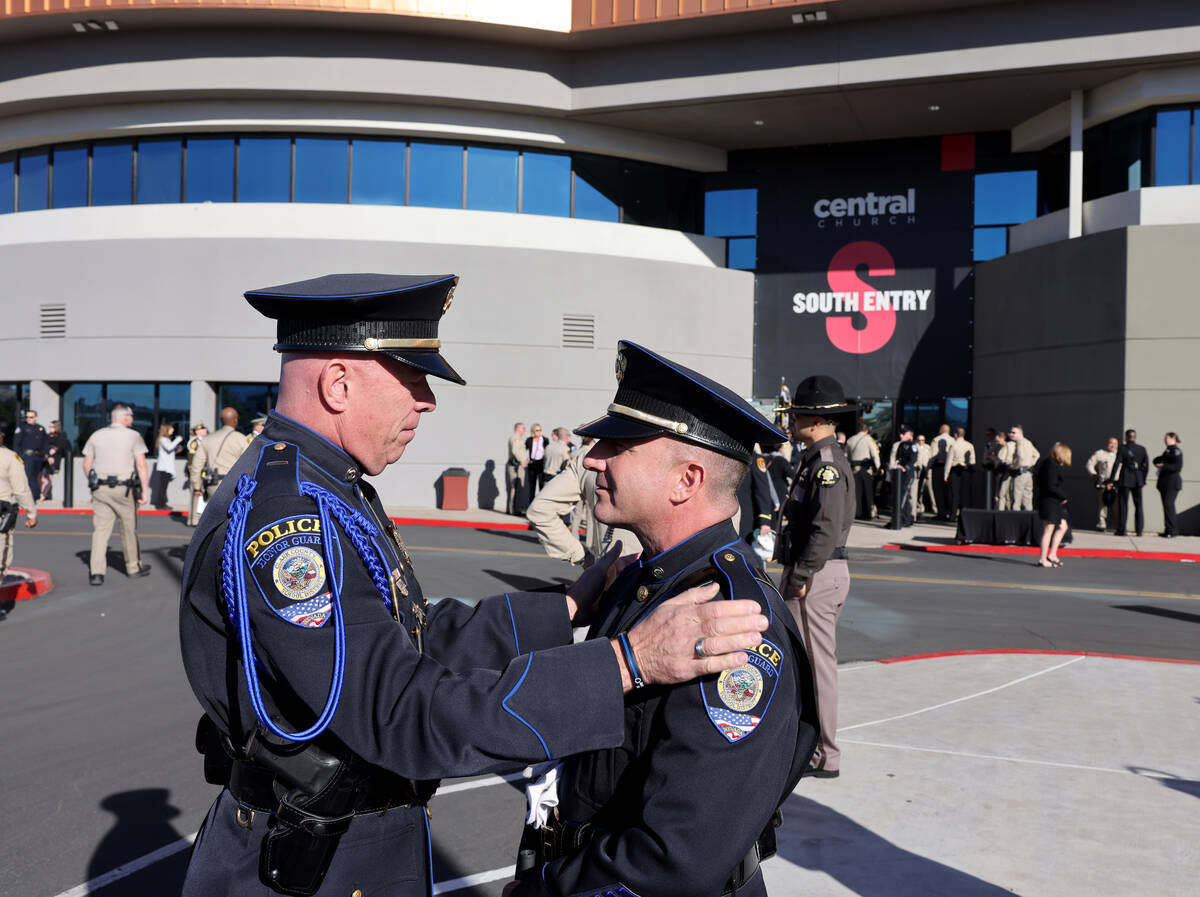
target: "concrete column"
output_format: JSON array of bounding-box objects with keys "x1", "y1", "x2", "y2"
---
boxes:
[
  {"x1": 189, "y1": 380, "x2": 217, "y2": 430},
  {"x1": 1069, "y1": 89, "x2": 1083, "y2": 239},
  {"x1": 27, "y1": 380, "x2": 60, "y2": 421}
]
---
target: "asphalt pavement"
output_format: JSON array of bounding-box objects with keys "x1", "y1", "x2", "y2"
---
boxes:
[{"x1": 1, "y1": 513, "x2": 1197, "y2": 897}]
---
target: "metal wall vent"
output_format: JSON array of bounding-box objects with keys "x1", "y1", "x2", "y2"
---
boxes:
[
  {"x1": 562, "y1": 314, "x2": 595, "y2": 349},
  {"x1": 40, "y1": 304, "x2": 67, "y2": 339}
]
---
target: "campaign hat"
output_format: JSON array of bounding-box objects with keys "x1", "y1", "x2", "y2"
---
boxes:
[
  {"x1": 574, "y1": 341, "x2": 785, "y2": 463},
  {"x1": 244, "y1": 273, "x2": 465, "y2": 385},
  {"x1": 789, "y1": 375, "x2": 857, "y2": 416}
]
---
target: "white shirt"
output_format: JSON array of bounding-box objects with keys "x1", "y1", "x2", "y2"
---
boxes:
[{"x1": 157, "y1": 435, "x2": 183, "y2": 470}]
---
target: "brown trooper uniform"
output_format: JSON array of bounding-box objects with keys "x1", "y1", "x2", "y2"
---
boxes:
[
  {"x1": 82, "y1": 409, "x2": 150, "y2": 583},
  {"x1": 188, "y1": 420, "x2": 248, "y2": 499},
  {"x1": 777, "y1": 375, "x2": 855, "y2": 776},
  {"x1": 0, "y1": 444, "x2": 39, "y2": 596}
]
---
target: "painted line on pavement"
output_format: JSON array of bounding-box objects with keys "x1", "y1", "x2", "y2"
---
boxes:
[
  {"x1": 437, "y1": 771, "x2": 528, "y2": 794},
  {"x1": 839, "y1": 739, "x2": 1183, "y2": 779},
  {"x1": 840, "y1": 655, "x2": 1086, "y2": 732},
  {"x1": 852, "y1": 571, "x2": 1199, "y2": 601},
  {"x1": 434, "y1": 865, "x2": 516, "y2": 894},
  {"x1": 50, "y1": 833, "x2": 196, "y2": 897}
]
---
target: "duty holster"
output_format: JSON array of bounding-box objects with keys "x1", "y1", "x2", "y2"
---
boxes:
[{"x1": 0, "y1": 500, "x2": 17, "y2": 534}]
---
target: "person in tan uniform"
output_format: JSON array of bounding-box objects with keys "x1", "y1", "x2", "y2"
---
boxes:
[
  {"x1": 540, "y1": 427, "x2": 571, "y2": 488},
  {"x1": 930, "y1": 424, "x2": 953, "y2": 519},
  {"x1": 246, "y1": 416, "x2": 267, "y2": 446},
  {"x1": 0, "y1": 434, "x2": 39, "y2": 618},
  {"x1": 189, "y1": 407, "x2": 247, "y2": 501},
  {"x1": 505, "y1": 422, "x2": 529, "y2": 515},
  {"x1": 1007, "y1": 425, "x2": 1040, "y2": 511},
  {"x1": 82, "y1": 403, "x2": 151, "y2": 586},
  {"x1": 991, "y1": 431, "x2": 1014, "y2": 509},
  {"x1": 943, "y1": 427, "x2": 976, "y2": 519},
  {"x1": 845, "y1": 422, "x2": 880, "y2": 520},
  {"x1": 1085, "y1": 437, "x2": 1119, "y2": 530},
  {"x1": 526, "y1": 443, "x2": 641, "y2": 567},
  {"x1": 777, "y1": 375, "x2": 856, "y2": 777},
  {"x1": 915, "y1": 434, "x2": 937, "y2": 517}
]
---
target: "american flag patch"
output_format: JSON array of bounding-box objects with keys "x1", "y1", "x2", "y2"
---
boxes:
[
  {"x1": 708, "y1": 706, "x2": 762, "y2": 742},
  {"x1": 278, "y1": 592, "x2": 332, "y2": 628}
]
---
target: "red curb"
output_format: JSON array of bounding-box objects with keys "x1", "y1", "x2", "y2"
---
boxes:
[
  {"x1": 388, "y1": 516, "x2": 532, "y2": 531},
  {"x1": 0, "y1": 566, "x2": 54, "y2": 603},
  {"x1": 882, "y1": 543, "x2": 1200, "y2": 563},
  {"x1": 877, "y1": 648, "x2": 1200, "y2": 666},
  {"x1": 31, "y1": 508, "x2": 183, "y2": 517}
]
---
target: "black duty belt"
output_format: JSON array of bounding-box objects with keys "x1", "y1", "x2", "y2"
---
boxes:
[
  {"x1": 98, "y1": 476, "x2": 136, "y2": 488},
  {"x1": 829, "y1": 546, "x2": 848, "y2": 560},
  {"x1": 227, "y1": 757, "x2": 435, "y2": 816}
]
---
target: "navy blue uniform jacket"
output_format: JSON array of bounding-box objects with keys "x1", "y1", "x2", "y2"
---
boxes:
[
  {"x1": 513, "y1": 520, "x2": 818, "y2": 897},
  {"x1": 178, "y1": 412, "x2": 626, "y2": 897}
]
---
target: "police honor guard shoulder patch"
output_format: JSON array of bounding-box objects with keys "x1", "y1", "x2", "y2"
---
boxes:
[
  {"x1": 816, "y1": 464, "x2": 841, "y2": 486},
  {"x1": 702, "y1": 638, "x2": 783, "y2": 743},
  {"x1": 245, "y1": 515, "x2": 332, "y2": 628}
]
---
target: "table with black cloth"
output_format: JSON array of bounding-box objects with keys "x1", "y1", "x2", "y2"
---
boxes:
[{"x1": 956, "y1": 509, "x2": 1072, "y2": 546}]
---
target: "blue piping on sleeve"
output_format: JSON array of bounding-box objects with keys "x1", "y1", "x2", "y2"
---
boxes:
[
  {"x1": 505, "y1": 593, "x2": 520, "y2": 656},
  {"x1": 502, "y1": 654, "x2": 550, "y2": 760}
]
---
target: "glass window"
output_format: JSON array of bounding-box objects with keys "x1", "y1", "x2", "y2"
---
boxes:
[
  {"x1": 728, "y1": 237, "x2": 757, "y2": 270},
  {"x1": 17, "y1": 149, "x2": 49, "y2": 211},
  {"x1": 136, "y1": 138, "x2": 183, "y2": 205},
  {"x1": 185, "y1": 137, "x2": 235, "y2": 203},
  {"x1": 0, "y1": 155, "x2": 13, "y2": 214},
  {"x1": 704, "y1": 188, "x2": 757, "y2": 237},
  {"x1": 624, "y1": 162, "x2": 700, "y2": 231},
  {"x1": 572, "y1": 155, "x2": 620, "y2": 222},
  {"x1": 106, "y1": 383, "x2": 157, "y2": 449},
  {"x1": 92, "y1": 141, "x2": 134, "y2": 206},
  {"x1": 974, "y1": 171, "x2": 1037, "y2": 226},
  {"x1": 158, "y1": 383, "x2": 191, "y2": 441},
  {"x1": 1154, "y1": 109, "x2": 1191, "y2": 187},
  {"x1": 218, "y1": 384, "x2": 277, "y2": 430},
  {"x1": 238, "y1": 136, "x2": 291, "y2": 202},
  {"x1": 973, "y1": 227, "x2": 1008, "y2": 262},
  {"x1": 63, "y1": 383, "x2": 104, "y2": 453},
  {"x1": 350, "y1": 138, "x2": 405, "y2": 206},
  {"x1": 0, "y1": 382, "x2": 30, "y2": 445},
  {"x1": 53, "y1": 144, "x2": 88, "y2": 208},
  {"x1": 409, "y1": 142, "x2": 462, "y2": 209},
  {"x1": 466, "y1": 146, "x2": 518, "y2": 213},
  {"x1": 294, "y1": 136, "x2": 348, "y2": 204},
  {"x1": 521, "y1": 152, "x2": 570, "y2": 217},
  {"x1": 944, "y1": 398, "x2": 969, "y2": 432}
]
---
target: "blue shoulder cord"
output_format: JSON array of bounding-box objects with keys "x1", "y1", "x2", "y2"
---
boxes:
[{"x1": 221, "y1": 473, "x2": 396, "y2": 743}]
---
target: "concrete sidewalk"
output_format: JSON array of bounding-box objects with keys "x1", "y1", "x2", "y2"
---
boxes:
[{"x1": 761, "y1": 652, "x2": 1200, "y2": 897}]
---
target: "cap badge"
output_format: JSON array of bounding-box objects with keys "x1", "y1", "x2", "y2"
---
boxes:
[
  {"x1": 615, "y1": 350, "x2": 628, "y2": 383},
  {"x1": 442, "y1": 283, "x2": 456, "y2": 315}
]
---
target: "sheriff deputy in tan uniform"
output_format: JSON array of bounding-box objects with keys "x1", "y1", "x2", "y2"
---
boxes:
[
  {"x1": 1007, "y1": 425, "x2": 1040, "y2": 511},
  {"x1": 246, "y1": 416, "x2": 267, "y2": 446},
  {"x1": 943, "y1": 427, "x2": 976, "y2": 519},
  {"x1": 844, "y1": 422, "x2": 880, "y2": 519},
  {"x1": 992, "y1": 431, "x2": 1014, "y2": 509},
  {"x1": 505, "y1": 422, "x2": 529, "y2": 515},
  {"x1": 0, "y1": 433, "x2": 39, "y2": 618},
  {"x1": 82, "y1": 403, "x2": 150, "y2": 586},
  {"x1": 1085, "y1": 436, "x2": 1119, "y2": 530},
  {"x1": 776, "y1": 374, "x2": 856, "y2": 778},
  {"x1": 189, "y1": 407, "x2": 247, "y2": 501},
  {"x1": 526, "y1": 443, "x2": 641, "y2": 566}
]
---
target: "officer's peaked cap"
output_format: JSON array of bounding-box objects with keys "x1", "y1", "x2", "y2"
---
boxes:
[
  {"x1": 574, "y1": 341, "x2": 785, "y2": 463},
  {"x1": 244, "y1": 273, "x2": 465, "y2": 385},
  {"x1": 789, "y1": 375, "x2": 856, "y2": 415}
]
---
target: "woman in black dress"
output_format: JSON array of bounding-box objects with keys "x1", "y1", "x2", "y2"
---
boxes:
[
  {"x1": 1153, "y1": 432, "x2": 1184, "y2": 537},
  {"x1": 1036, "y1": 442, "x2": 1071, "y2": 568}
]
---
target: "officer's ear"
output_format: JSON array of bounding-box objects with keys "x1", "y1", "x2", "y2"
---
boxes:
[{"x1": 317, "y1": 359, "x2": 352, "y2": 413}]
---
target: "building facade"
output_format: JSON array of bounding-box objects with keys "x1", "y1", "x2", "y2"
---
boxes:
[{"x1": 1, "y1": 0, "x2": 1197, "y2": 529}]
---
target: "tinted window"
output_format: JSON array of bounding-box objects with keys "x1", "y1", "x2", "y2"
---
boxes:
[
  {"x1": 974, "y1": 171, "x2": 1037, "y2": 226},
  {"x1": 219, "y1": 384, "x2": 277, "y2": 427},
  {"x1": 63, "y1": 382, "x2": 104, "y2": 452},
  {"x1": 137, "y1": 138, "x2": 182, "y2": 205},
  {"x1": 624, "y1": 162, "x2": 699, "y2": 231},
  {"x1": 573, "y1": 155, "x2": 620, "y2": 222},
  {"x1": 0, "y1": 156, "x2": 13, "y2": 214},
  {"x1": 521, "y1": 152, "x2": 570, "y2": 217},
  {"x1": 1154, "y1": 109, "x2": 1191, "y2": 187},
  {"x1": 238, "y1": 137, "x2": 291, "y2": 202},
  {"x1": 17, "y1": 149, "x2": 49, "y2": 211},
  {"x1": 351, "y1": 138, "x2": 405, "y2": 205},
  {"x1": 158, "y1": 383, "x2": 191, "y2": 440},
  {"x1": 107, "y1": 383, "x2": 157, "y2": 448},
  {"x1": 466, "y1": 146, "x2": 518, "y2": 212},
  {"x1": 704, "y1": 189, "x2": 757, "y2": 237},
  {"x1": 973, "y1": 226, "x2": 1007, "y2": 262},
  {"x1": 727, "y1": 237, "x2": 757, "y2": 270},
  {"x1": 92, "y1": 141, "x2": 133, "y2": 206},
  {"x1": 409, "y1": 143, "x2": 462, "y2": 208},
  {"x1": 186, "y1": 137, "x2": 235, "y2": 203},
  {"x1": 53, "y1": 145, "x2": 88, "y2": 208},
  {"x1": 294, "y1": 136, "x2": 348, "y2": 204}
]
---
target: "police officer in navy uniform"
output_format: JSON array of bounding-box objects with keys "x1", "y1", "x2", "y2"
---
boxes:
[
  {"x1": 1108, "y1": 428, "x2": 1150, "y2": 536},
  {"x1": 509, "y1": 341, "x2": 818, "y2": 897},
  {"x1": 12, "y1": 410, "x2": 48, "y2": 501},
  {"x1": 178, "y1": 274, "x2": 770, "y2": 897},
  {"x1": 775, "y1": 375, "x2": 856, "y2": 778}
]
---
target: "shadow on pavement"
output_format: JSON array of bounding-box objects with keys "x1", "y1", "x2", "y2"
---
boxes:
[
  {"x1": 1128, "y1": 767, "x2": 1200, "y2": 800},
  {"x1": 482, "y1": 569, "x2": 572, "y2": 593},
  {"x1": 1112, "y1": 604, "x2": 1200, "y2": 625},
  {"x1": 482, "y1": 529, "x2": 541, "y2": 547},
  {"x1": 777, "y1": 794, "x2": 1015, "y2": 896},
  {"x1": 89, "y1": 788, "x2": 186, "y2": 887}
]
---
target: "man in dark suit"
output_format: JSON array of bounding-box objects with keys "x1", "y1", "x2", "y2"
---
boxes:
[{"x1": 1109, "y1": 429, "x2": 1149, "y2": 536}]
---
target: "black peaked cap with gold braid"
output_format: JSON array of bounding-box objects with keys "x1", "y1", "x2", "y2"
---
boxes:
[
  {"x1": 574, "y1": 341, "x2": 785, "y2": 463},
  {"x1": 244, "y1": 273, "x2": 465, "y2": 385}
]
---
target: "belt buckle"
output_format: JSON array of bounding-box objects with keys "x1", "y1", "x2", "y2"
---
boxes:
[{"x1": 235, "y1": 806, "x2": 255, "y2": 829}]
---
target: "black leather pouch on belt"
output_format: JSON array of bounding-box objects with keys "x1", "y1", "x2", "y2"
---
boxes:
[{"x1": 244, "y1": 729, "x2": 359, "y2": 897}]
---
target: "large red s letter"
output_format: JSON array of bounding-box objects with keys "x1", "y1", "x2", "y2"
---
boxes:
[{"x1": 825, "y1": 241, "x2": 896, "y2": 354}]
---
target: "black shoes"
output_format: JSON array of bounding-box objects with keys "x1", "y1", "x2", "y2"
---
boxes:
[
  {"x1": 131, "y1": 565, "x2": 152, "y2": 578},
  {"x1": 89, "y1": 574, "x2": 104, "y2": 586},
  {"x1": 803, "y1": 766, "x2": 840, "y2": 779},
  {"x1": 1160, "y1": 533, "x2": 1176, "y2": 539}
]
